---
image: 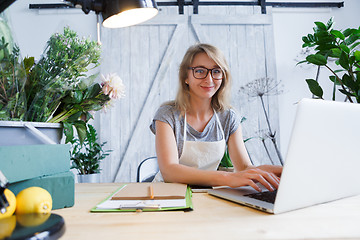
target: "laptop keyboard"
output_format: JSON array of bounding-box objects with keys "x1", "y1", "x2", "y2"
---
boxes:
[{"x1": 245, "y1": 190, "x2": 277, "y2": 204}]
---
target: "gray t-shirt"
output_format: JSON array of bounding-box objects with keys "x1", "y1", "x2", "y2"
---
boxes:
[{"x1": 150, "y1": 103, "x2": 241, "y2": 158}]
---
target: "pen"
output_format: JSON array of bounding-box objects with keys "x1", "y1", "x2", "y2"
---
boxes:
[{"x1": 149, "y1": 185, "x2": 154, "y2": 200}]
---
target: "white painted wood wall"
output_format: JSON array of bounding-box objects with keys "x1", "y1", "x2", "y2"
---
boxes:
[{"x1": 98, "y1": 5, "x2": 281, "y2": 183}]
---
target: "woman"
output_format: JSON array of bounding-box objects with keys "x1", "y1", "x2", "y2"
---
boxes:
[{"x1": 150, "y1": 43, "x2": 282, "y2": 192}]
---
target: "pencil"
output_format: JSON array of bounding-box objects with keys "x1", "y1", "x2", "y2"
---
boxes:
[{"x1": 149, "y1": 185, "x2": 154, "y2": 200}]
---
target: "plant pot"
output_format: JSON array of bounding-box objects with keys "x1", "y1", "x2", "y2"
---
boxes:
[
  {"x1": 0, "y1": 121, "x2": 63, "y2": 145},
  {"x1": 218, "y1": 167, "x2": 234, "y2": 172},
  {"x1": 78, "y1": 173, "x2": 100, "y2": 183}
]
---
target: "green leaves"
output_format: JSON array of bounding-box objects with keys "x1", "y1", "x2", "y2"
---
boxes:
[
  {"x1": 0, "y1": 26, "x2": 104, "y2": 124},
  {"x1": 63, "y1": 120, "x2": 87, "y2": 145},
  {"x1": 314, "y1": 21, "x2": 327, "y2": 31},
  {"x1": 0, "y1": 37, "x2": 9, "y2": 60},
  {"x1": 339, "y1": 50, "x2": 350, "y2": 70},
  {"x1": 330, "y1": 30, "x2": 345, "y2": 40},
  {"x1": 306, "y1": 54, "x2": 327, "y2": 66},
  {"x1": 354, "y1": 50, "x2": 360, "y2": 62},
  {"x1": 49, "y1": 80, "x2": 111, "y2": 145},
  {"x1": 219, "y1": 148, "x2": 233, "y2": 168},
  {"x1": 342, "y1": 74, "x2": 359, "y2": 94},
  {"x1": 63, "y1": 122, "x2": 74, "y2": 143},
  {"x1": 0, "y1": 40, "x2": 27, "y2": 120},
  {"x1": 70, "y1": 124, "x2": 111, "y2": 175},
  {"x1": 63, "y1": 120, "x2": 86, "y2": 146},
  {"x1": 339, "y1": 44, "x2": 350, "y2": 54},
  {"x1": 330, "y1": 48, "x2": 341, "y2": 58},
  {"x1": 326, "y1": 17, "x2": 334, "y2": 30},
  {"x1": 1, "y1": 26, "x2": 117, "y2": 167},
  {"x1": 302, "y1": 34, "x2": 316, "y2": 48},
  {"x1": 306, "y1": 79, "x2": 323, "y2": 99},
  {"x1": 300, "y1": 18, "x2": 360, "y2": 103},
  {"x1": 23, "y1": 57, "x2": 34, "y2": 76},
  {"x1": 74, "y1": 121, "x2": 87, "y2": 145},
  {"x1": 23, "y1": 26, "x2": 102, "y2": 122},
  {"x1": 0, "y1": 27, "x2": 115, "y2": 151}
]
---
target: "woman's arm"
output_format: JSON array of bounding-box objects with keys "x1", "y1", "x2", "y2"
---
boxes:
[
  {"x1": 155, "y1": 121, "x2": 279, "y2": 191},
  {"x1": 227, "y1": 126, "x2": 253, "y2": 171}
]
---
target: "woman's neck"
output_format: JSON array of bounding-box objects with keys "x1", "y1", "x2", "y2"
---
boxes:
[
  {"x1": 187, "y1": 97, "x2": 212, "y2": 117},
  {"x1": 186, "y1": 97, "x2": 214, "y2": 132}
]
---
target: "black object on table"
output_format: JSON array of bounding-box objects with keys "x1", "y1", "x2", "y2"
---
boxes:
[{"x1": 1, "y1": 213, "x2": 65, "y2": 240}]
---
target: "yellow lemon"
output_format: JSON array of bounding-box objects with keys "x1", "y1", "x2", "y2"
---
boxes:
[
  {"x1": 15, "y1": 187, "x2": 52, "y2": 214},
  {"x1": 16, "y1": 213, "x2": 51, "y2": 227},
  {"x1": 0, "y1": 215, "x2": 16, "y2": 239},
  {"x1": 0, "y1": 189, "x2": 16, "y2": 219}
]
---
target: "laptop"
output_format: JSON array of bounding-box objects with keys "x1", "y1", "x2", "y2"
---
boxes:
[{"x1": 208, "y1": 98, "x2": 360, "y2": 214}]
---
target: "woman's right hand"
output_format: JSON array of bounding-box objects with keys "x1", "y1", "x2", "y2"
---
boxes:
[{"x1": 224, "y1": 168, "x2": 280, "y2": 192}]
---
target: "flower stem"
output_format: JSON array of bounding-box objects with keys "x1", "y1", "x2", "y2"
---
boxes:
[
  {"x1": 261, "y1": 138, "x2": 275, "y2": 165},
  {"x1": 325, "y1": 65, "x2": 353, "y2": 103},
  {"x1": 259, "y1": 95, "x2": 284, "y2": 165},
  {"x1": 48, "y1": 108, "x2": 77, "y2": 123}
]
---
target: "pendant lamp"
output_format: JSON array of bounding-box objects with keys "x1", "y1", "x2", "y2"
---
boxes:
[
  {"x1": 66, "y1": 0, "x2": 158, "y2": 28},
  {"x1": 102, "y1": 0, "x2": 158, "y2": 28}
]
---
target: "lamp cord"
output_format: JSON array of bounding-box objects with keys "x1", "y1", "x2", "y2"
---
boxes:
[{"x1": 96, "y1": 13, "x2": 101, "y2": 45}]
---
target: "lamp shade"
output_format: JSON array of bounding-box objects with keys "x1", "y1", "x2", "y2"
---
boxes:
[{"x1": 102, "y1": 0, "x2": 158, "y2": 28}]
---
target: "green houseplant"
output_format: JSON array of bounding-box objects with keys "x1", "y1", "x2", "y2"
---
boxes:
[
  {"x1": 0, "y1": 27, "x2": 125, "y2": 144},
  {"x1": 299, "y1": 18, "x2": 360, "y2": 103},
  {"x1": 70, "y1": 124, "x2": 111, "y2": 182},
  {"x1": 218, "y1": 148, "x2": 233, "y2": 171}
]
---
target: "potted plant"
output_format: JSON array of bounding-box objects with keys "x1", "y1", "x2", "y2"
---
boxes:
[
  {"x1": 70, "y1": 124, "x2": 111, "y2": 183},
  {"x1": 299, "y1": 17, "x2": 360, "y2": 103},
  {"x1": 0, "y1": 26, "x2": 63, "y2": 145},
  {"x1": 218, "y1": 138, "x2": 252, "y2": 172},
  {"x1": 218, "y1": 148, "x2": 234, "y2": 172},
  {"x1": 0, "y1": 26, "x2": 125, "y2": 145},
  {"x1": 218, "y1": 116, "x2": 256, "y2": 171}
]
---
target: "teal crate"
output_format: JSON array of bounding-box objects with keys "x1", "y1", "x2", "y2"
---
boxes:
[
  {"x1": 8, "y1": 171, "x2": 75, "y2": 210},
  {"x1": 0, "y1": 144, "x2": 70, "y2": 183}
]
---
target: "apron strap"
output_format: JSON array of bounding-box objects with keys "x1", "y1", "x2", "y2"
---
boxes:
[{"x1": 214, "y1": 111, "x2": 225, "y2": 141}]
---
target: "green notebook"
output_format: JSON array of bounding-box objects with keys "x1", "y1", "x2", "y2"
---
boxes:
[{"x1": 91, "y1": 183, "x2": 193, "y2": 212}]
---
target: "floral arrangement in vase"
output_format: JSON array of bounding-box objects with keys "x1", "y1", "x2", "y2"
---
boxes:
[{"x1": 0, "y1": 26, "x2": 125, "y2": 144}]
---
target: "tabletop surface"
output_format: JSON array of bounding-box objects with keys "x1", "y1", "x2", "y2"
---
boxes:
[{"x1": 53, "y1": 183, "x2": 360, "y2": 240}]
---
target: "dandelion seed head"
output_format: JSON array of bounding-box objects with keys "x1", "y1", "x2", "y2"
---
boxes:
[{"x1": 239, "y1": 77, "x2": 283, "y2": 98}]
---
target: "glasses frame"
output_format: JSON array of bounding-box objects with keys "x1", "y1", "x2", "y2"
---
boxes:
[{"x1": 188, "y1": 67, "x2": 223, "y2": 80}]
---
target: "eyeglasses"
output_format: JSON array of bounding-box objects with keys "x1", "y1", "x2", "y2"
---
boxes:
[{"x1": 188, "y1": 67, "x2": 223, "y2": 80}]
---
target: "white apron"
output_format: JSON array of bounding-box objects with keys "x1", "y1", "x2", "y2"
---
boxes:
[{"x1": 153, "y1": 111, "x2": 226, "y2": 182}]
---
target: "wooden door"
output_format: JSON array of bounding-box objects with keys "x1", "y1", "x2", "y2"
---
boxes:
[{"x1": 99, "y1": 6, "x2": 281, "y2": 182}]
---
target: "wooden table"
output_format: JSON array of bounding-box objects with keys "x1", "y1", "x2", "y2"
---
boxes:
[{"x1": 53, "y1": 183, "x2": 360, "y2": 240}]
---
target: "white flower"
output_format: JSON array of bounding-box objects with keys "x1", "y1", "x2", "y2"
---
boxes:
[{"x1": 101, "y1": 73, "x2": 126, "y2": 99}]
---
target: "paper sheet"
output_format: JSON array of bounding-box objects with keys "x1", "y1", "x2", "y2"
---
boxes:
[{"x1": 96, "y1": 198, "x2": 187, "y2": 209}]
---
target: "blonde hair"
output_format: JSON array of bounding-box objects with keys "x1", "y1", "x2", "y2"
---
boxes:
[{"x1": 174, "y1": 43, "x2": 232, "y2": 114}]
